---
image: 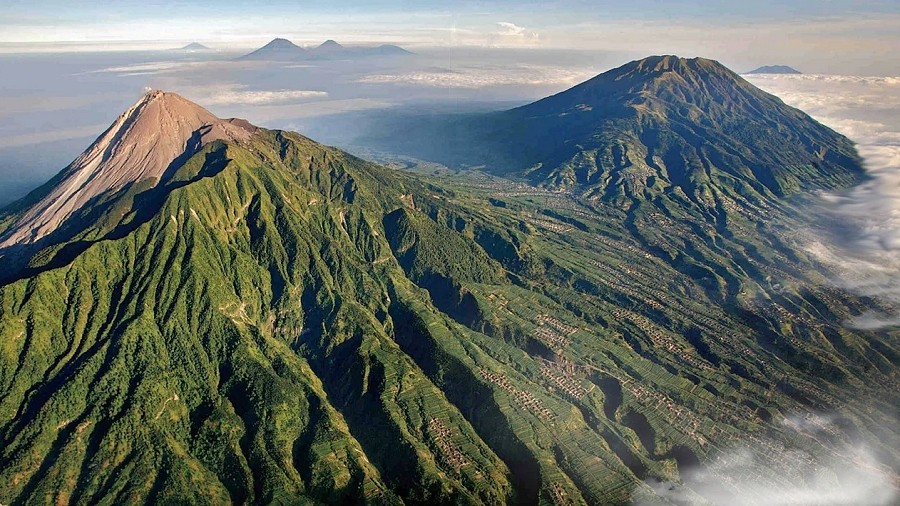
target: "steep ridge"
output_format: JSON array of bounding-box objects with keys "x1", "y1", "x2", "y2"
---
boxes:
[{"x1": 0, "y1": 90, "x2": 253, "y2": 248}]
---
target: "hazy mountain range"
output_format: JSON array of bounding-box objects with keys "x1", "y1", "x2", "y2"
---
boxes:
[
  {"x1": 745, "y1": 65, "x2": 802, "y2": 75},
  {"x1": 238, "y1": 38, "x2": 413, "y2": 61},
  {"x1": 175, "y1": 42, "x2": 213, "y2": 52}
]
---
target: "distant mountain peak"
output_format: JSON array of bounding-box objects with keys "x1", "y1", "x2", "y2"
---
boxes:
[
  {"x1": 372, "y1": 44, "x2": 413, "y2": 55},
  {"x1": 264, "y1": 37, "x2": 300, "y2": 49},
  {"x1": 241, "y1": 38, "x2": 411, "y2": 60},
  {"x1": 178, "y1": 42, "x2": 210, "y2": 51},
  {"x1": 0, "y1": 90, "x2": 254, "y2": 247},
  {"x1": 746, "y1": 65, "x2": 802, "y2": 74},
  {"x1": 238, "y1": 37, "x2": 307, "y2": 60}
]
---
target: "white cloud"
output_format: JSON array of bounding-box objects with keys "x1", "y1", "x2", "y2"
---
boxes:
[
  {"x1": 204, "y1": 88, "x2": 328, "y2": 106},
  {"x1": 177, "y1": 84, "x2": 328, "y2": 106},
  {"x1": 494, "y1": 21, "x2": 540, "y2": 46},
  {"x1": 77, "y1": 61, "x2": 208, "y2": 76},
  {"x1": 496, "y1": 22, "x2": 530, "y2": 38},
  {"x1": 644, "y1": 445, "x2": 896, "y2": 506},
  {"x1": 357, "y1": 64, "x2": 596, "y2": 89},
  {"x1": 751, "y1": 74, "x2": 900, "y2": 86},
  {"x1": 636, "y1": 411, "x2": 897, "y2": 506},
  {"x1": 497, "y1": 22, "x2": 523, "y2": 35},
  {"x1": 746, "y1": 74, "x2": 900, "y2": 328}
]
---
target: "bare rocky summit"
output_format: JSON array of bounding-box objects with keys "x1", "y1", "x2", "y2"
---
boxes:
[{"x1": 0, "y1": 90, "x2": 253, "y2": 247}]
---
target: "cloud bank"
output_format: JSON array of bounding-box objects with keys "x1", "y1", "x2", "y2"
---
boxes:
[
  {"x1": 358, "y1": 64, "x2": 597, "y2": 89},
  {"x1": 637, "y1": 410, "x2": 898, "y2": 506},
  {"x1": 643, "y1": 445, "x2": 896, "y2": 506},
  {"x1": 81, "y1": 61, "x2": 191, "y2": 76},
  {"x1": 167, "y1": 84, "x2": 327, "y2": 108},
  {"x1": 200, "y1": 87, "x2": 328, "y2": 106},
  {"x1": 746, "y1": 74, "x2": 900, "y2": 328}
]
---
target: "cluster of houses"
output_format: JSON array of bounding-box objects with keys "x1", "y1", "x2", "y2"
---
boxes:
[
  {"x1": 427, "y1": 418, "x2": 469, "y2": 471},
  {"x1": 479, "y1": 367, "x2": 554, "y2": 421}
]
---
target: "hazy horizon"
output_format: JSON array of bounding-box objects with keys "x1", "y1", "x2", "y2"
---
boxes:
[{"x1": 2, "y1": 0, "x2": 900, "y2": 74}]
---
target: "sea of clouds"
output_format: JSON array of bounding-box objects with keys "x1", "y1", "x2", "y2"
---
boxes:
[
  {"x1": 637, "y1": 409, "x2": 898, "y2": 506},
  {"x1": 357, "y1": 63, "x2": 598, "y2": 89},
  {"x1": 746, "y1": 73, "x2": 900, "y2": 328}
]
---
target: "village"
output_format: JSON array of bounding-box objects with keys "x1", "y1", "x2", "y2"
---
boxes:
[
  {"x1": 538, "y1": 357, "x2": 591, "y2": 401},
  {"x1": 478, "y1": 367, "x2": 554, "y2": 421},
  {"x1": 426, "y1": 418, "x2": 469, "y2": 472}
]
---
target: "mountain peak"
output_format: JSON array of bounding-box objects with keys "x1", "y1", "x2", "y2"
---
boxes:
[
  {"x1": 0, "y1": 90, "x2": 254, "y2": 248},
  {"x1": 633, "y1": 54, "x2": 693, "y2": 71},
  {"x1": 264, "y1": 37, "x2": 300, "y2": 49},
  {"x1": 133, "y1": 89, "x2": 214, "y2": 120},
  {"x1": 614, "y1": 55, "x2": 733, "y2": 80},
  {"x1": 238, "y1": 38, "x2": 306, "y2": 60},
  {"x1": 241, "y1": 38, "x2": 411, "y2": 60},
  {"x1": 501, "y1": 54, "x2": 862, "y2": 196},
  {"x1": 177, "y1": 42, "x2": 211, "y2": 51},
  {"x1": 519, "y1": 55, "x2": 743, "y2": 115},
  {"x1": 746, "y1": 64, "x2": 802, "y2": 75}
]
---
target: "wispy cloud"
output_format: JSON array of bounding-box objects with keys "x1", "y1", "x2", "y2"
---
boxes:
[
  {"x1": 0, "y1": 123, "x2": 108, "y2": 149},
  {"x1": 642, "y1": 445, "x2": 896, "y2": 505},
  {"x1": 200, "y1": 86, "x2": 328, "y2": 106},
  {"x1": 494, "y1": 21, "x2": 540, "y2": 46},
  {"x1": 78, "y1": 61, "x2": 192, "y2": 76},
  {"x1": 169, "y1": 83, "x2": 327, "y2": 107},
  {"x1": 357, "y1": 64, "x2": 596, "y2": 89}
]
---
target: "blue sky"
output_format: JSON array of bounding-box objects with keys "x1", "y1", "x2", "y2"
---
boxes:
[
  {"x1": 2, "y1": 0, "x2": 898, "y2": 43},
  {"x1": 1, "y1": 1, "x2": 899, "y2": 74}
]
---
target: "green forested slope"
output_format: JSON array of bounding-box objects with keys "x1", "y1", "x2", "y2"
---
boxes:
[{"x1": 0, "y1": 133, "x2": 515, "y2": 504}]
